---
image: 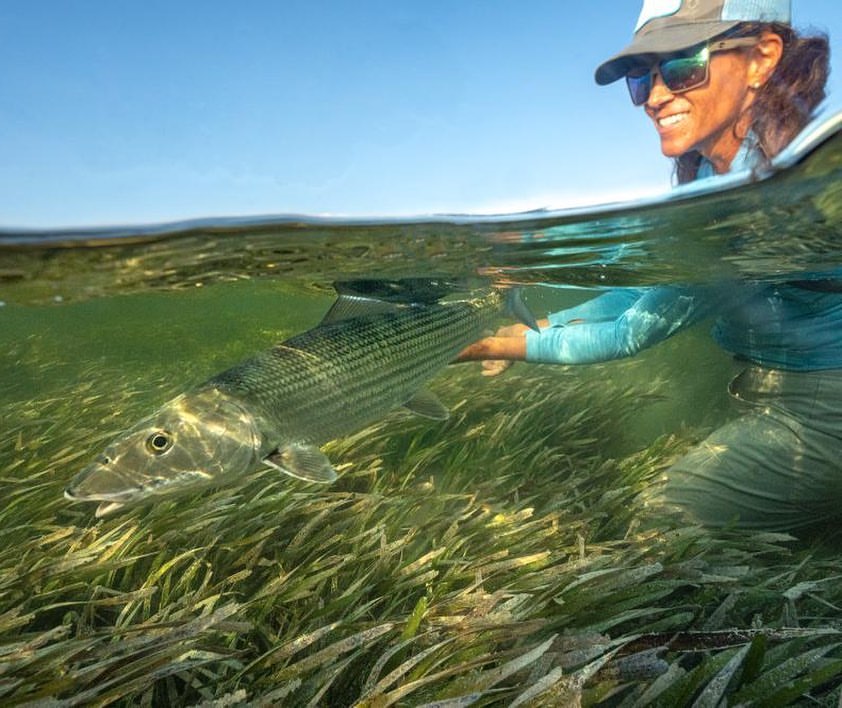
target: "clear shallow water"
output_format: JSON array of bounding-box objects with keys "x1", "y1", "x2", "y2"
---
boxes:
[
  {"x1": 2, "y1": 111, "x2": 840, "y2": 302},
  {"x1": 0, "y1": 114, "x2": 840, "y2": 705},
  {"x1": 1, "y1": 113, "x2": 838, "y2": 464}
]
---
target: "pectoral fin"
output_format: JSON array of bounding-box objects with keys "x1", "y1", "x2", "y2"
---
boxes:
[
  {"x1": 263, "y1": 443, "x2": 338, "y2": 483},
  {"x1": 403, "y1": 389, "x2": 449, "y2": 420}
]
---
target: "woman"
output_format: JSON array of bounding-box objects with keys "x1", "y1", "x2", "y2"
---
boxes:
[{"x1": 458, "y1": 0, "x2": 836, "y2": 533}]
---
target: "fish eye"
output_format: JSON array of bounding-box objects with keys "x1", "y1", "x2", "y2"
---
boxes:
[{"x1": 145, "y1": 431, "x2": 174, "y2": 456}]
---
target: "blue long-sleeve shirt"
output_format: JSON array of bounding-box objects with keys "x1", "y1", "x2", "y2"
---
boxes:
[
  {"x1": 524, "y1": 135, "x2": 842, "y2": 371},
  {"x1": 525, "y1": 280, "x2": 842, "y2": 370},
  {"x1": 712, "y1": 282, "x2": 842, "y2": 370},
  {"x1": 526, "y1": 285, "x2": 712, "y2": 364}
]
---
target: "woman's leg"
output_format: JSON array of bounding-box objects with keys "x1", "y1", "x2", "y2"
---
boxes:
[{"x1": 661, "y1": 367, "x2": 842, "y2": 532}]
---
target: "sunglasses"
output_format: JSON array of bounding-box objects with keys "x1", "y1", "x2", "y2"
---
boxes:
[{"x1": 625, "y1": 37, "x2": 758, "y2": 106}]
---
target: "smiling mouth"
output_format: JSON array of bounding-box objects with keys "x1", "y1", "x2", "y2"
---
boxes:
[{"x1": 657, "y1": 112, "x2": 688, "y2": 129}]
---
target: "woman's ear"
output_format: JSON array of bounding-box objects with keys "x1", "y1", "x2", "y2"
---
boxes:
[{"x1": 749, "y1": 31, "x2": 784, "y2": 89}]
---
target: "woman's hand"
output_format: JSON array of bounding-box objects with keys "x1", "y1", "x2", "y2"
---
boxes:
[{"x1": 456, "y1": 322, "x2": 539, "y2": 376}]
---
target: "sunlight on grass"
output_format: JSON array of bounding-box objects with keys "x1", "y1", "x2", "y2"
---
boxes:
[{"x1": 2, "y1": 358, "x2": 842, "y2": 706}]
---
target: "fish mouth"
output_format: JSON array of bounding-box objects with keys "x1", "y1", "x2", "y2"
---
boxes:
[
  {"x1": 64, "y1": 461, "x2": 143, "y2": 517},
  {"x1": 64, "y1": 487, "x2": 130, "y2": 518},
  {"x1": 93, "y1": 501, "x2": 127, "y2": 518},
  {"x1": 64, "y1": 463, "x2": 213, "y2": 517}
]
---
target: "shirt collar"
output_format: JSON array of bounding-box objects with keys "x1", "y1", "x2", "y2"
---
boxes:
[{"x1": 696, "y1": 132, "x2": 763, "y2": 180}]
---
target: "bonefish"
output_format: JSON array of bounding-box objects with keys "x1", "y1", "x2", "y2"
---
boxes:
[{"x1": 66, "y1": 285, "x2": 533, "y2": 517}]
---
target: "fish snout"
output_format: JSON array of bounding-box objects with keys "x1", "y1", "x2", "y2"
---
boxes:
[{"x1": 65, "y1": 462, "x2": 142, "y2": 503}]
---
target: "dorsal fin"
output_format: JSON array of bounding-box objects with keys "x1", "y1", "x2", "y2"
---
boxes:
[
  {"x1": 319, "y1": 295, "x2": 403, "y2": 325},
  {"x1": 333, "y1": 277, "x2": 463, "y2": 304}
]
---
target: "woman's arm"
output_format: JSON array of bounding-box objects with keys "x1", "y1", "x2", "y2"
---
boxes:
[
  {"x1": 526, "y1": 286, "x2": 708, "y2": 364},
  {"x1": 457, "y1": 285, "x2": 715, "y2": 369}
]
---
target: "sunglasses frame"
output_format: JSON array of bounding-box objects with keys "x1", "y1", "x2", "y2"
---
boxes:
[{"x1": 625, "y1": 37, "x2": 759, "y2": 106}]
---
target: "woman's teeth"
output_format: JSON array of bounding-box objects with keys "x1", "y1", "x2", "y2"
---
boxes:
[{"x1": 658, "y1": 113, "x2": 686, "y2": 128}]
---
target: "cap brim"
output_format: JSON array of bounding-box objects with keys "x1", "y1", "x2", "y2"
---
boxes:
[{"x1": 594, "y1": 20, "x2": 741, "y2": 85}]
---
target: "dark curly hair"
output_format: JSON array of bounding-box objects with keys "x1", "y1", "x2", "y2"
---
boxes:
[{"x1": 675, "y1": 23, "x2": 830, "y2": 184}]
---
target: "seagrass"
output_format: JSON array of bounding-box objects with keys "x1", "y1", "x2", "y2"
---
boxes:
[{"x1": 2, "y1": 356, "x2": 842, "y2": 706}]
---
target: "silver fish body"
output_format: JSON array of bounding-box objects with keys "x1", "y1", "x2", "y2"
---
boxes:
[{"x1": 66, "y1": 289, "x2": 507, "y2": 516}]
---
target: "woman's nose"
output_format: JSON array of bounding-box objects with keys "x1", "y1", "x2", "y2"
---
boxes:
[{"x1": 646, "y1": 70, "x2": 674, "y2": 107}]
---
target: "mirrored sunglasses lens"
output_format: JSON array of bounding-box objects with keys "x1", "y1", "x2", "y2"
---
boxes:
[
  {"x1": 626, "y1": 73, "x2": 651, "y2": 106},
  {"x1": 660, "y1": 54, "x2": 708, "y2": 92}
]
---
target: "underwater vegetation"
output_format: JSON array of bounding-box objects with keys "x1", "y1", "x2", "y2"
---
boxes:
[
  {"x1": 1, "y1": 111, "x2": 841, "y2": 706},
  {"x1": 2, "y1": 346, "x2": 842, "y2": 706}
]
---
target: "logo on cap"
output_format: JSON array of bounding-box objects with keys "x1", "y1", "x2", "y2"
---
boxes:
[{"x1": 635, "y1": 0, "x2": 683, "y2": 31}]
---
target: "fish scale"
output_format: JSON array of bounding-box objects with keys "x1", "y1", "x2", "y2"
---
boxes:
[
  {"x1": 65, "y1": 288, "x2": 508, "y2": 516},
  {"x1": 207, "y1": 290, "x2": 502, "y2": 447}
]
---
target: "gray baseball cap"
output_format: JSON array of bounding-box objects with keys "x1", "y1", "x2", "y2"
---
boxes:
[{"x1": 595, "y1": 0, "x2": 791, "y2": 85}]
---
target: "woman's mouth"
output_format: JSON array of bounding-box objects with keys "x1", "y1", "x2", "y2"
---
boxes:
[{"x1": 657, "y1": 112, "x2": 688, "y2": 129}]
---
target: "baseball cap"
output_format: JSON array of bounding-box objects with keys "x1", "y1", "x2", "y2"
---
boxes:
[{"x1": 595, "y1": 0, "x2": 791, "y2": 85}]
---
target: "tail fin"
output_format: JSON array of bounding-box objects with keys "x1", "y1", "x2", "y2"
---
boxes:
[{"x1": 506, "y1": 288, "x2": 539, "y2": 331}]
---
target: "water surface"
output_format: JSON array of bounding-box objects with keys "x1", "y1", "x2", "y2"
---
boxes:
[{"x1": 0, "y1": 113, "x2": 840, "y2": 706}]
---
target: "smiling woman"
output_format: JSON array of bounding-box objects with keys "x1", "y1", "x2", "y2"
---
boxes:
[
  {"x1": 458, "y1": 0, "x2": 840, "y2": 534},
  {"x1": 595, "y1": 0, "x2": 829, "y2": 180},
  {"x1": 629, "y1": 35, "x2": 780, "y2": 172}
]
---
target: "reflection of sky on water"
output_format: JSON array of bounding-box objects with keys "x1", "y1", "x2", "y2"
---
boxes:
[
  {"x1": 489, "y1": 114, "x2": 842, "y2": 285},
  {"x1": 0, "y1": 111, "x2": 840, "y2": 299}
]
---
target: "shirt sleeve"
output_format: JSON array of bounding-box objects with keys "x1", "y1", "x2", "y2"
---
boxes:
[
  {"x1": 546, "y1": 288, "x2": 649, "y2": 326},
  {"x1": 525, "y1": 286, "x2": 715, "y2": 364}
]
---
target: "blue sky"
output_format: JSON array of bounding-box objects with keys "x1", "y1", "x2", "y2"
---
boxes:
[{"x1": 1, "y1": 1, "x2": 840, "y2": 228}]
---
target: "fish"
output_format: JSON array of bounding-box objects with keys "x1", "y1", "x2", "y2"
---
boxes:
[{"x1": 65, "y1": 285, "x2": 533, "y2": 517}]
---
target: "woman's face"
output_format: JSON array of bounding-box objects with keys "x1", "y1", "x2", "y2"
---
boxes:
[{"x1": 643, "y1": 48, "x2": 756, "y2": 172}]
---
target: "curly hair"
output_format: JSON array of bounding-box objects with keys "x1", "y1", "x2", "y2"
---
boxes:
[{"x1": 675, "y1": 23, "x2": 830, "y2": 184}]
